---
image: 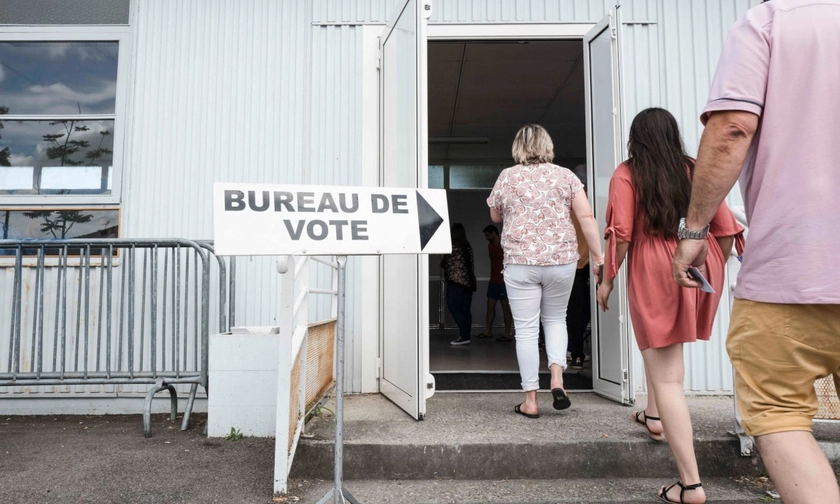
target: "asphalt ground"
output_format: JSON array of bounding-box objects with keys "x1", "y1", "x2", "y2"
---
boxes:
[{"x1": 4, "y1": 392, "x2": 838, "y2": 503}]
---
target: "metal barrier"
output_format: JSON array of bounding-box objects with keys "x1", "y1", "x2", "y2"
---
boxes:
[
  {"x1": 0, "y1": 238, "x2": 234, "y2": 436},
  {"x1": 274, "y1": 254, "x2": 337, "y2": 496}
]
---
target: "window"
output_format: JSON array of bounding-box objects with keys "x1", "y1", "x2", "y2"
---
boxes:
[
  {"x1": 428, "y1": 164, "x2": 507, "y2": 190},
  {"x1": 0, "y1": 17, "x2": 130, "y2": 237}
]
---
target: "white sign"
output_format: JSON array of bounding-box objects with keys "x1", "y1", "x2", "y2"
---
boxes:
[{"x1": 213, "y1": 183, "x2": 451, "y2": 256}]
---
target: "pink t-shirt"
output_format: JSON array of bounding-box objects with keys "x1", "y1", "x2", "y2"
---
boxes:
[
  {"x1": 701, "y1": 0, "x2": 840, "y2": 304},
  {"x1": 487, "y1": 163, "x2": 583, "y2": 266}
]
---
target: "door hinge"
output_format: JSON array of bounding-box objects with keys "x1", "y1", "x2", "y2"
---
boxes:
[
  {"x1": 611, "y1": 27, "x2": 617, "y2": 39},
  {"x1": 623, "y1": 369, "x2": 628, "y2": 383},
  {"x1": 376, "y1": 47, "x2": 382, "y2": 70},
  {"x1": 376, "y1": 357, "x2": 382, "y2": 378},
  {"x1": 423, "y1": 0, "x2": 433, "y2": 20}
]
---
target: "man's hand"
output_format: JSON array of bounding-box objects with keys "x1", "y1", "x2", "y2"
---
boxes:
[{"x1": 673, "y1": 239, "x2": 709, "y2": 288}]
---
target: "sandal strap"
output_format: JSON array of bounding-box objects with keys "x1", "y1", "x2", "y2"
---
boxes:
[
  {"x1": 644, "y1": 413, "x2": 661, "y2": 421},
  {"x1": 678, "y1": 481, "x2": 702, "y2": 490}
]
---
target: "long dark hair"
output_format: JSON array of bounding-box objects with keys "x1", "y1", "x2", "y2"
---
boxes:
[
  {"x1": 450, "y1": 223, "x2": 470, "y2": 249},
  {"x1": 626, "y1": 108, "x2": 694, "y2": 239}
]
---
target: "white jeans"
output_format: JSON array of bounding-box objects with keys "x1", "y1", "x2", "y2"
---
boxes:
[{"x1": 504, "y1": 263, "x2": 577, "y2": 391}]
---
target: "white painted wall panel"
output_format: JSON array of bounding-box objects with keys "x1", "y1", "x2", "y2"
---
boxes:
[
  {"x1": 125, "y1": 0, "x2": 312, "y2": 333},
  {"x1": 648, "y1": 0, "x2": 760, "y2": 394},
  {"x1": 3, "y1": 0, "x2": 764, "y2": 400},
  {"x1": 312, "y1": 0, "x2": 659, "y2": 24}
]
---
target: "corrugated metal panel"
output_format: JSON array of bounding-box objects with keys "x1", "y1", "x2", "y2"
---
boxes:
[
  {"x1": 307, "y1": 24, "x2": 364, "y2": 391},
  {"x1": 126, "y1": 0, "x2": 311, "y2": 332},
  {"x1": 312, "y1": 0, "x2": 659, "y2": 24},
  {"x1": 128, "y1": 1, "x2": 368, "y2": 391},
  {"x1": 630, "y1": 0, "x2": 761, "y2": 394}
]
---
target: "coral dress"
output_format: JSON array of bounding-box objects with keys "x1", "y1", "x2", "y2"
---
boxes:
[{"x1": 604, "y1": 163, "x2": 745, "y2": 350}]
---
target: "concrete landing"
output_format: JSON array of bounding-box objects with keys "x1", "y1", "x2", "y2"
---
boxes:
[{"x1": 292, "y1": 392, "x2": 840, "y2": 482}]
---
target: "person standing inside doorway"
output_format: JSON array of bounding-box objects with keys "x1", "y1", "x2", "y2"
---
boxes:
[
  {"x1": 474, "y1": 225, "x2": 513, "y2": 342},
  {"x1": 488, "y1": 124, "x2": 603, "y2": 418},
  {"x1": 598, "y1": 108, "x2": 744, "y2": 504},
  {"x1": 567, "y1": 163, "x2": 591, "y2": 370},
  {"x1": 673, "y1": 2, "x2": 840, "y2": 503},
  {"x1": 441, "y1": 222, "x2": 477, "y2": 346}
]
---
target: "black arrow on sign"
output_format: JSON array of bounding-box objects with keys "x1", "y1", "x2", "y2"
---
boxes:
[{"x1": 416, "y1": 190, "x2": 444, "y2": 251}]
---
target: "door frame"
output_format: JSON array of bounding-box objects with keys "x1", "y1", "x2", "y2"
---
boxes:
[{"x1": 364, "y1": 20, "x2": 641, "y2": 409}]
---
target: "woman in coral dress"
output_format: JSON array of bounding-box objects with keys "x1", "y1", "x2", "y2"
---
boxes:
[{"x1": 597, "y1": 108, "x2": 744, "y2": 504}]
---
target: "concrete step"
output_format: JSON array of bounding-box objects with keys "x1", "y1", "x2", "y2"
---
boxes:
[
  {"x1": 288, "y1": 477, "x2": 777, "y2": 503},
  {"x1": 292, "y1": 392, "x2": 840, "y2": 482}
]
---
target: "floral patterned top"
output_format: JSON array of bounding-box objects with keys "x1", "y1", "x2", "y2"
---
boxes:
[
  {"x1": 441, "y1": 243, "x2": 477, "y2": 291},
  {"x1": 487, "y1": 163, "x2": 584, "y2": 266}
]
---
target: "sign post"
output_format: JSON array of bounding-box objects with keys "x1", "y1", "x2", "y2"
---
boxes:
[{"x1": 213, "y1": 183, "x2": 450, "y2": 504}]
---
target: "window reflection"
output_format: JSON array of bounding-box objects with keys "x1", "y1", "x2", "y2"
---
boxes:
[
  {"x1": 0, "y1": 208, "x2": 119, "y2": 255},
  {"x1": 0, "y1": 42, "x2": 118, "y2": 115},
  {"x1": 0, "y1": 119, "x2": 114, "y2": 194},
  {"x1": 448, "y1": 165, "x2": 506, "y2": 189}
]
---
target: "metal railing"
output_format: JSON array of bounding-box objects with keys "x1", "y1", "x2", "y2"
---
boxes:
[
  {"x1": 274, "y1": 254, "x2": 338, "y2": 496},
  {"x1": 0, "y1": 238, "x2": 234, "y2": 436}
]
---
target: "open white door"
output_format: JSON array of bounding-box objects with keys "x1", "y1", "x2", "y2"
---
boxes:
[
  {"x1": 583, "y1": 7, "x2": 633, "y2": 404},
  {"x1": 379, "y1": 0, "x2": 431, "y2": 419}
]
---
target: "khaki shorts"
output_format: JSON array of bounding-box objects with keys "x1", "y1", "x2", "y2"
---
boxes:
[{"x1": 728, "y1": 299, "x2": 840, "y2": 436}]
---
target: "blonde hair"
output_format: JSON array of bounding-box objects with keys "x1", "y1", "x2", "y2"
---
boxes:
[{"x1": 511, "y1": 124, "x2": 554, "y2": 165}]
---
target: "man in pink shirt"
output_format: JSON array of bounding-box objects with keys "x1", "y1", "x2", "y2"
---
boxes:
[{"x1": 673, "y1": 1, "x2": 840, "y2": 502}]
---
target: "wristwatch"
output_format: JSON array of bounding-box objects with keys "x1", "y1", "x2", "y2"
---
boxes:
[{"x1": 677, "y1": 218, "x2": 709, "y2": 240}]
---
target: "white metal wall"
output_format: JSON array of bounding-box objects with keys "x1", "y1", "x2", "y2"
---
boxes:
[
  {"x1": 305, "y1": 0, "x2": 758, "y2": 394},
  {"x1": 126, "y1": 0, "x2": 368, "y2": 392},
  {"x1": 119, "y1": 0, "x2": 758, "y2": 395},
  {"x1": 651, "y1": 0, "x2": 760, "y2": 393}
]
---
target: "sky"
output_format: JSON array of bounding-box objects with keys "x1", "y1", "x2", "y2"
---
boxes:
[{"x1": 0, "y1": 41, "x2": 118, "y2": 192}]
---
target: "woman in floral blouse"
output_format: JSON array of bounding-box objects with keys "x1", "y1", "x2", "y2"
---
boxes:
[
  {"x1": 487, "y1": 124, "x2": 603, "y2": 418},
  {"x1": 440, "y1": 222, "x2": 477, "y2": 346}
]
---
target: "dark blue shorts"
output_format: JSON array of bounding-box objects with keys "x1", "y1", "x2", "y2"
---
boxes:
[{"x1": 486, "y1": 282, "x2": 508, "y2": 301}]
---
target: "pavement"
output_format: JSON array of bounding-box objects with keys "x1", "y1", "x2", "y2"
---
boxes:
[{"x1": 2, "y1": 392, "x2": 839, "y2": 503}]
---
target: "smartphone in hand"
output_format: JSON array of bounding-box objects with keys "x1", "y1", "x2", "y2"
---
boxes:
[{"x1": 687, "y1": 266, "x2": 715, "y2": 293}]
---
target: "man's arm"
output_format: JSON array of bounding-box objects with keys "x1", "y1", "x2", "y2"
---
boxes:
[
  {"x1": 673, "y1": 110, "x2": 758, "y2": 287},
  {"x1": 686, "y1": 110, "x2": 759, "y2": 228}
]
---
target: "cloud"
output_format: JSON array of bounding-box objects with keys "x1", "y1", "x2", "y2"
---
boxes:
[
  {"x1": 1, "y1": 80, "x2": 117, "y2": 115},
  {"x1": 9, "y1": 153, "x2": 35, "y2": 166}
]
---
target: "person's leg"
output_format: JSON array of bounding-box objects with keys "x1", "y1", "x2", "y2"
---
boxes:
[
  {"x1": 539, "y1": 263, "x2": 577, "y2": 390},
  {"x1": 635, "y1": 358, "x2": 664, "y2": 438},
  {"x1": 501, "y1": 298, "x2": 513, "y2": 338},
  {"x1": 756, "y1": 432, "x2": 840, "y2": 504},
  {"x1": 460, "y1": 289, "x2": 473, "y2": 337},
  {"x1": 642, "y1": 344, "x2": 706, "y2": 504},
  {"x1": 504, "y1": 265, "x2": 542, "y2": 415},
  {"x1": 728, "y1": 300, "x2": 840, "y2": 504},
  {"x1": 566, "y1": 267, "x2": 590, "y2": 362},
  {"x1": 484, "y1": 296, "x2": 496, "y2": 336},
  {"x1": 446, "y1": 284, "x2": 471, "y2": 343}
]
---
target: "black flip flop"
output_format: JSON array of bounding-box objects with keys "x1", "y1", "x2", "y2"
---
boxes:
[
  {"x1": 514, "y1": 403, "x2": 539, "y2": 419},
  {"x1": 551, "y1": 388, "x2": 571, "y2": 410}
]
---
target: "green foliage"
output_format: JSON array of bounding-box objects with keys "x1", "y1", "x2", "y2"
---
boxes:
[
  {"x1": 224, "y1": 427, "x2": 243, "y2": 441},
  {"x1": 22, "y1": 210, "x2": 94, "y2": 239},
  {"x1": 304, "y1": 403, "x2": 334, "y2": 423},
  {"x1": 0, "y1": 106, "x2": 9, "y2": 167}
]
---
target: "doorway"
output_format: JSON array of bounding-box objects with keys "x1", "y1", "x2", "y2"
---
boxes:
[{"x1": 425, "y1": 40, "x2": 593, "y2": 391}]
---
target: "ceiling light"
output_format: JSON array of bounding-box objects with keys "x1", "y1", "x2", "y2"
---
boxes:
[{"x1": 429, "y1": 137, "x2": 489, "y2": 144}]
